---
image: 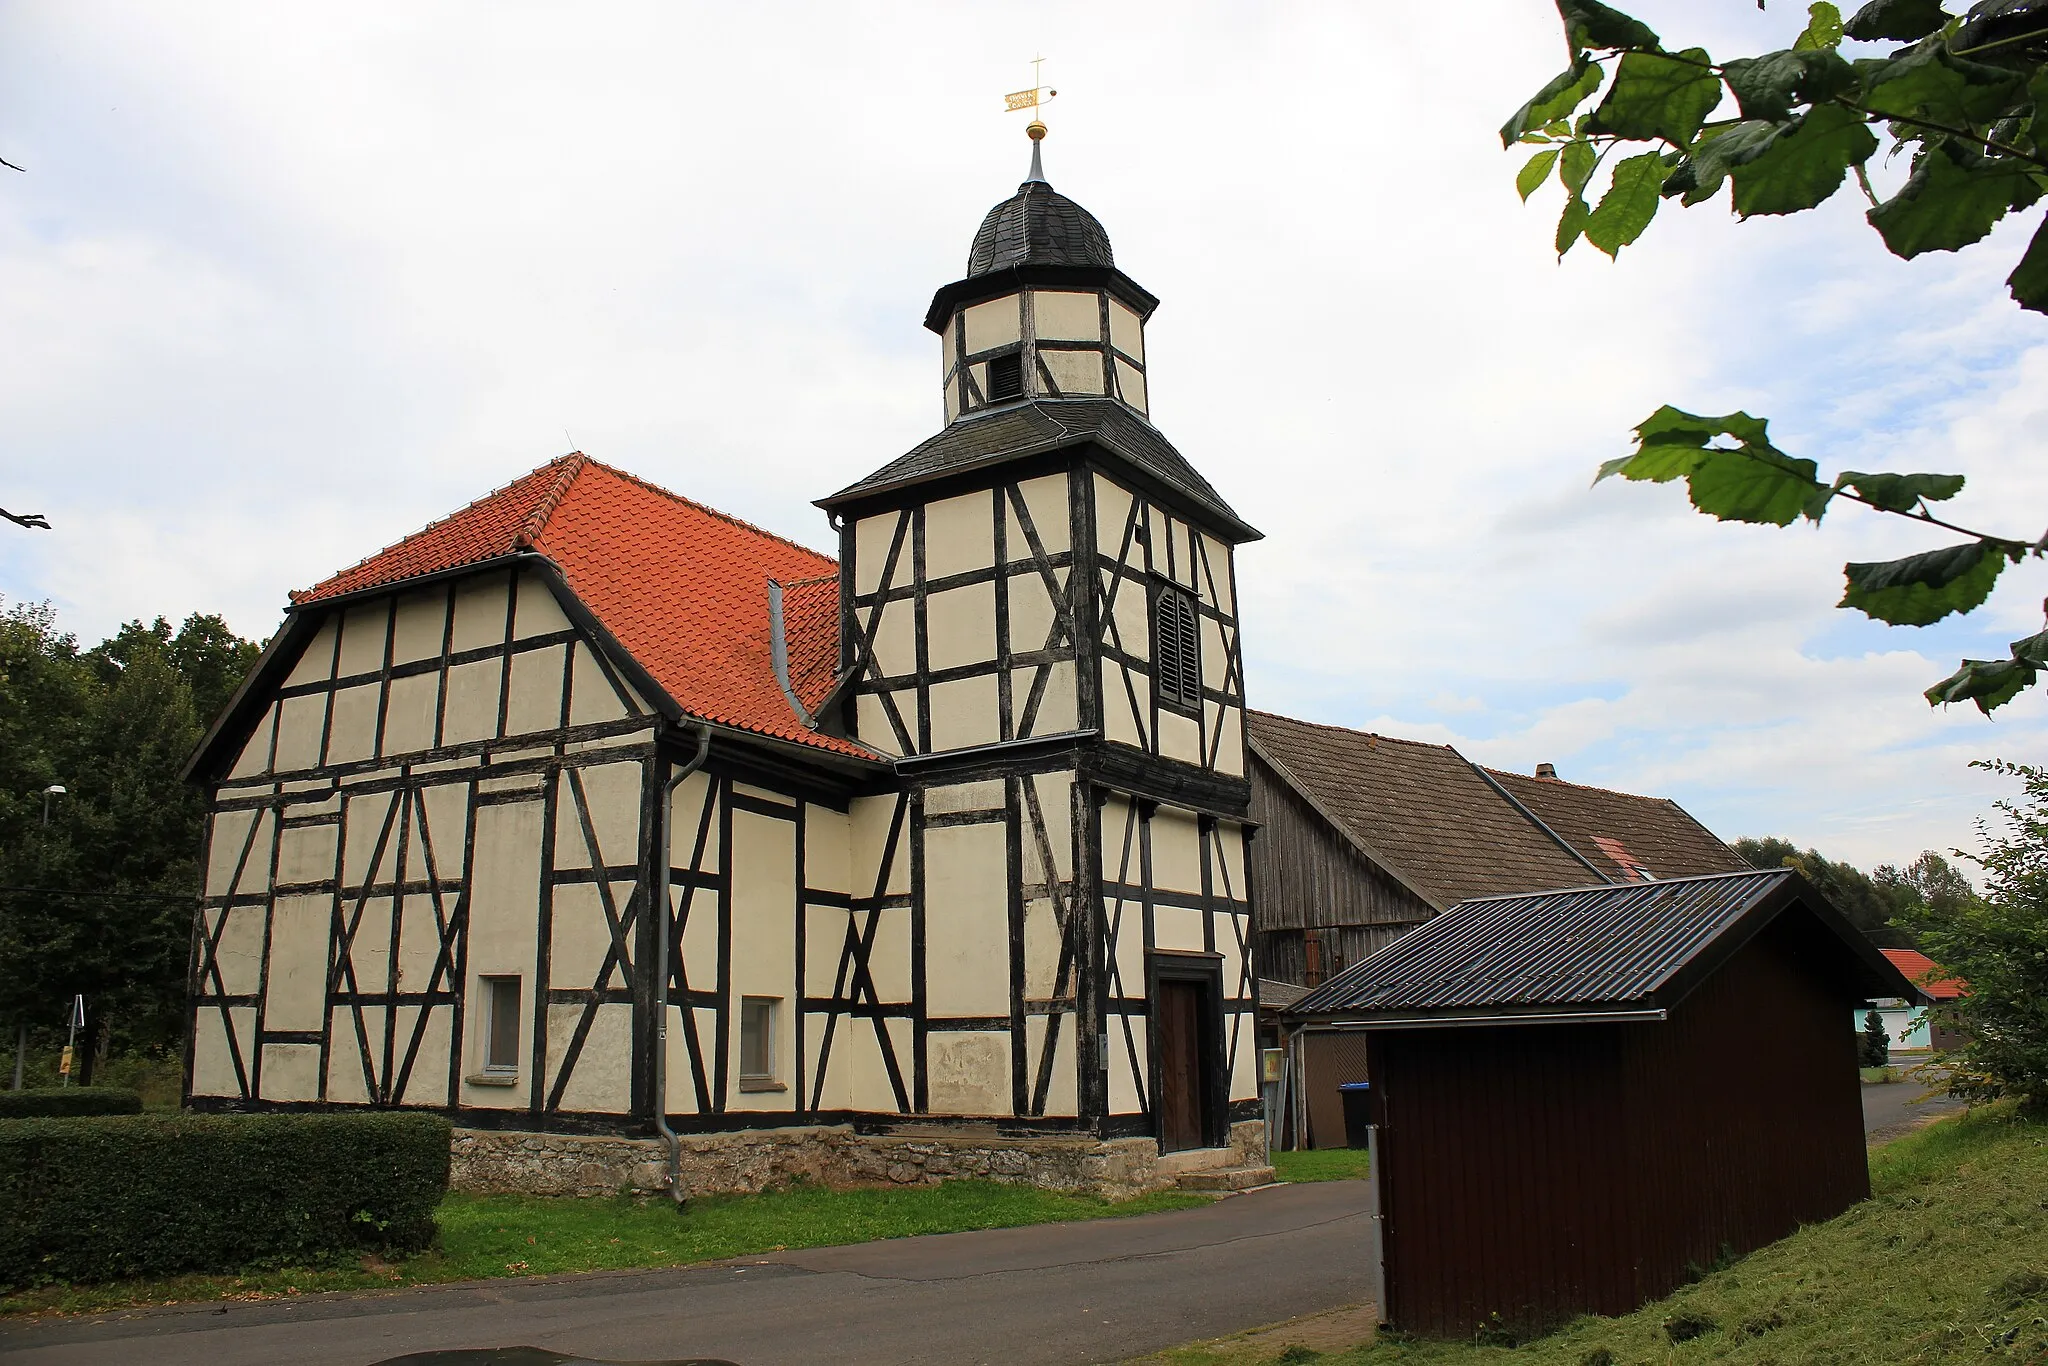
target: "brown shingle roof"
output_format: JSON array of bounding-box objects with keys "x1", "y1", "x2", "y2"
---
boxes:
[
  {"x1": 1247, "y1": 711, "x2": 1596, "y2": 910},
  {"x1": 1486, "y1": 769, "x2": 1747, "y2": 884}
]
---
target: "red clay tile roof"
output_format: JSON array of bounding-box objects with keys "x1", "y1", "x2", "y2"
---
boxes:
[
  {"x1": 293, "y1": 454, "x2": 872, "y2": 759},
  {"x1": 1488, "y1": 769, "x2": 1750, "y2": 885},
  {"x1": 1880, "y1": 948, "x2": 1966, "y2": 1000},
  {"x1": 776, "y1": 573, "x2": 842, "y2": 716}
]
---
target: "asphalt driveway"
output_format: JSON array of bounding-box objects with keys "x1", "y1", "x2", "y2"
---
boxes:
[
  {"x1": 1863, "y1": 1071, "x2": 1965, "y2": 1142},
  {"x1": 0, "y1": 1181, "x2": 1376, "y2": 1366}
]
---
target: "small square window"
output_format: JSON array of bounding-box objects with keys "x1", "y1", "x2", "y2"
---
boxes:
[
  {"x1": 986, "y1": 351, "x2": 1024, "y2": 402},
  {"x1": 741, "y1": 997, "x2": 779, "y2": 1087},
  {"x1": 483, "y1": 976, "x2": 521, "y2": 1073}
]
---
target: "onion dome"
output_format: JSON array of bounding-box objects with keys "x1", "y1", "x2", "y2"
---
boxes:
[{"x1": 964, "y1": 180, "x2": 1114, "y2": 277}]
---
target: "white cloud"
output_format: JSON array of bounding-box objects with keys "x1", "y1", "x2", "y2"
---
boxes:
[{"x1": 1, "y1": 0, "x2": 2042, "y2": 872}]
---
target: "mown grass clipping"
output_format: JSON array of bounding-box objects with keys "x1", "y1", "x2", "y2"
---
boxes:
[{"x1": 0, "y1": 1111, "x2": 449, "y2": 1288}]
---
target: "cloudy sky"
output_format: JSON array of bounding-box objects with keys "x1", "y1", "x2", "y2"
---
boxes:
[{"x1": 3, "y1": 2, "x2": 2043, "y2": 870}]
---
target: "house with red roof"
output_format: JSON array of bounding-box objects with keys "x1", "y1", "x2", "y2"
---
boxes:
[
  {"x1": 182, "y1": 136, "x2": 1273, "y2": 1197},
  {"x1": 1866, "y1": 947, "x2": 1968, "y2": 1053}
]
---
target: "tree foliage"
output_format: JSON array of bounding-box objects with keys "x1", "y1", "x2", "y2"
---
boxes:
[
  {"x1": 1508, "y1": 0, "x2": 2048, "y2": 712},
  {"x1": 1905, "y1": 759, "x2": 2048, "y2": 1106},
  {"x1": 0, "y1": 601, "x2": 261, "y2": 1062},
  {"x1": 1862, "y1": 1006, "x2": 1892, "y2": 1065},
  {"x1": 1731, "y1": 833, "x2": 1966, "y2": 945}
]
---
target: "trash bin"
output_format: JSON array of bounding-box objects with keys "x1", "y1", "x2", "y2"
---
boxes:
[{"x1": 1338, "y1": 1081, "x2": 1372, "y2": 1149}]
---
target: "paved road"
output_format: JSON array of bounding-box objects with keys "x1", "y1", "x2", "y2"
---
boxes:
[
  {"x1": 0, "y1": 1182, "x2": 1375, "y2": 1366},
  {"x1": 1863, "y1": 1074, "x2": 1965, "y2": 1140}
]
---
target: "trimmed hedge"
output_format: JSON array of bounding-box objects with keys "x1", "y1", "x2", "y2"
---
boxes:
[
  {"x1": 0, "y1": 1087, "x2": 142, "y2": 1119},
  {"x1": 0, "y1": 1111, "x2": 450, "y2": 1287}
]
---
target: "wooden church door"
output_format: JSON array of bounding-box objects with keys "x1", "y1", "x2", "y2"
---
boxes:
[{"x1": 1155, "y1": 978, "x2": 1211, "y2": 1152}]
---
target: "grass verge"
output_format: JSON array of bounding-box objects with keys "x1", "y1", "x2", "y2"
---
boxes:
[
  {"x1": 1274, "y1": 1148, "x2": 1372, "y2": 1183},
  {"x1": 1, "y1": 1179, "x2": 1208, "y2": 1317},
  {"x1": 1157, "y1": 1104, "x2": 2048, "y2": 1365}
]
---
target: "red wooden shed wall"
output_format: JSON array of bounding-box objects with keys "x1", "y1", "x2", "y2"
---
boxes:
[{"x1": 1368, "y1": 912, "x2": 1868, "y2": 1336}]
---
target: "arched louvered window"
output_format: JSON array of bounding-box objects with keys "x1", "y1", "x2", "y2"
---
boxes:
[{"x1": 1153, "y1": 583, "x2": 1202, "y2": 713}]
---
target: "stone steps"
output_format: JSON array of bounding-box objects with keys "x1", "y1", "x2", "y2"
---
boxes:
[{"x1": 1173, "y1": 1164, "x2": 1278, "y2": 1192}]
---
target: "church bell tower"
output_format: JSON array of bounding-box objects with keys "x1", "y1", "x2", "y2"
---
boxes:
[{"x1": 815, "y1": 121, "x2": 1265, "y2": 1150}]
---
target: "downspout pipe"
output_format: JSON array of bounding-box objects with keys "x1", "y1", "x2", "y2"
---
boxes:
[{"x1": 653, "y1": 720, "x2": 712, "y2": 1208}]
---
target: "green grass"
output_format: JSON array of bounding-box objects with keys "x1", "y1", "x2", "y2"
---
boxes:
[
  {"x1": 1859, "y1": 1065, "x2": 1900, "y2": 1085},
  {"x1": 0, "y1": 1178, "x2": 1207, "y2": 1317},
  {"x1": 1160, "y1": 1104, "x2": 2048, "y2": 1365},
  {"x1": 1274, "y1": 1147, "x2": 1373, "y2": 1183}
]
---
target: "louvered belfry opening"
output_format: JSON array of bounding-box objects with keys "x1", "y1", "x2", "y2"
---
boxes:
[
  {"x1": 1154, "y1": 583, "x2": 1201, "y2": 712},
  {"x1": 986, "y1": 351, "x2": 1024, "y2": 401}
]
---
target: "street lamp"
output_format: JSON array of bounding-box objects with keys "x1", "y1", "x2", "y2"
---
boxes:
[{"x1": 15, "y1": 784, "x2": 67, "y2": 1090}]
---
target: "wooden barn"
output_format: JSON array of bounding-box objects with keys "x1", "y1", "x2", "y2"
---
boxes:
[
  {"x1": 1245, "y1": 710, "x2": 1749, "y2": 1146},
  {"x1": 179, "y1": 141, "x2": 1275, "y2": 1198},
  {"x1": 1285, "y1": 868, "x2": 1915, "y2": 1337}
]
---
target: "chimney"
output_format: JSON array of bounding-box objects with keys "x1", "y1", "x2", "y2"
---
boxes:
[{"x1": 1535, "y1": 763, "x2": 1558, "y2": 780}]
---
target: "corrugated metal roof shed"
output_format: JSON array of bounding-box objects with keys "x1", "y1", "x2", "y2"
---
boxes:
[{"x1": 1287, "y1": 868, "x2": 1910, "y2": 1023}]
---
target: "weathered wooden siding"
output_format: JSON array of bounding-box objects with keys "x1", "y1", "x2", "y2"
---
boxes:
[{"x1": 1370, "y1": 912, "x2": 1870, "y2": 1337}]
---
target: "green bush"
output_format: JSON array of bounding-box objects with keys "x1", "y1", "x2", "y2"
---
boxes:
[
  {"x1": 0, "y1": 1088, "x2": 141, "y2": 1119},
  {"x1": 0, "y1": 1111, "x2": 449, "y2": 1287}
]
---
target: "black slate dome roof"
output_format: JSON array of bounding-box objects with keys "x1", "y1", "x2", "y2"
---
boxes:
[{"x1": 965, "y1": 180, "x2": 1114, "y2": 277}]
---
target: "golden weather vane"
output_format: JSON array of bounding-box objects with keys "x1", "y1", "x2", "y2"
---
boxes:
[{"x1": 1004, "y1": 55, "x2": 1057, "y2": 142}]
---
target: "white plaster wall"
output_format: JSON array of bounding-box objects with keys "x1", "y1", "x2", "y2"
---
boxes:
[
  {"x1": 264, "y1": 893, "x2": 331, "y2": 1036},
  {"x1": 1042, "y1": 350, "x2": 1105, "y2": 396},
  {"x1": 927, "y1": 675, "x2": 999, "y2": 752},
  {"x1": 1115, "y1": 359, "x2": 1148, "y2": 413},
  {"x1": 1013, "y1": 474, "x2": 1072, "y2": 556},
  {"x1": 962, "y1": 294, "x2": 1022, "y2": 354},
  {"x1": 1033, "y1": 291, "x2": 1102, "y2": 341},
  {"x1": 513, "y1": 573, "x2": 571, "y2": 638},
  {"x1": 462, "y1": 794, "x2": 545, "y2": 1109},
  {"x1": 451, "y1": 571, "x2": 512, "y2": 652},
  {"x1": 927, "y1": 1033, "x2": 1009, "y2": 1116},
  {"x1": 923, "y1": 490, "x2": 995, "y2": 582},
  {"x1": 729, "y1": 804, "x2": 798, "y2": 1113},
  {"x1": 1109, "y1": 299, "x2": 1145, "y2": 361},
  {"x1": 924, "y1": 582, "x2": 995, "y2": 674}
]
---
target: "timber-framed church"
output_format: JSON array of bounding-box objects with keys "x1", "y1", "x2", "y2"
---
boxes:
[{"x1": 184, "y1": 138, "x2": 1273, "y2": 1193}]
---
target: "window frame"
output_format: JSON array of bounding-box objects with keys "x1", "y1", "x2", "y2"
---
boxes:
[
  {"x1": 470, "y1": 973, "x2": 523, "y2": 1085},
  {"x1": 739, "y1": 995, "x2": 784, "y2": 1092},
  {"x1": 1150, "y1": 579, "x2": 1204, "y2": 717}
]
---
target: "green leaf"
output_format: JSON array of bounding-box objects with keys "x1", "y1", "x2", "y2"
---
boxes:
[
  {"x1": 1518, "y1": 149, "x2": 1561, "y2": 200},
  {"x1": 1924, "y1": 656, "x2": 2038, "y2": 712},
  {"x1": 1843, "y1": 0, "x2": 1949, "y2": 42},
  {"x1": 1502, "y1": 57, "x2": 1607, "y2": 148},
  {"x1": 1557, "y1": 0, "x2": 1661, "y2": 52},
  {"x1": 1835, "y1": 470, "x2": 1967, "y2": 511},
  {"x1": 1599, "y1": 407, "x2": 1820, "y2": 525},
  {"x1": 1684, "y1": 448, "x2": 1823, "y2": 525},
  {"x1": 1868, "y1": 145, "x2": 2039, "y2": 258},
  {"x1": 1586, "y1": 152, "x2": 1666, "y2": 255},
  {"x1": 1859, "y1": 43, "x2": 2025, "y2": 127},
  {"x1": 2010, "y1": 214, "x2": 2048, "y2": 314},
  {"x1": 1665, "y1": 120, "x2": 1783, "y2": 205},
  {"x1": 1724, "y1": 49, "x2": 1858, "y2": 122},
  {"x1": 1561, "y1": 139, "x2": 1598, "y2": 195},
  {"x1": 1730, "y1": 103, "x2": 1880, "y2": 216},
  {"x1": 1795, "y1": 2, "x2": 1846, "y2": 50},
  {"x1": 1557, "y1": 195, "x2": 1592, "y2": 256},
  {"x1": 2015, "y1": 628, "x2": 2048, "y2": 669},
  {"x1": 1841, "y1": 540, "x2": 2009, "y2": 625},
  {"x1": 1588, "y1": 48, "x2": 1724, "y2": 145}
]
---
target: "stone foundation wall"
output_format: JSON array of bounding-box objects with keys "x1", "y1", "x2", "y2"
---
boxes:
[{"x1": 449, "y1": 1118, "x2": 1271, "y2": 1201}]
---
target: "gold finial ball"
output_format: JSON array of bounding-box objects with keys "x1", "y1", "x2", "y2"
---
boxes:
[{"x1": 1026, "y1": 120, "x2": 1048, "y2": 142}]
